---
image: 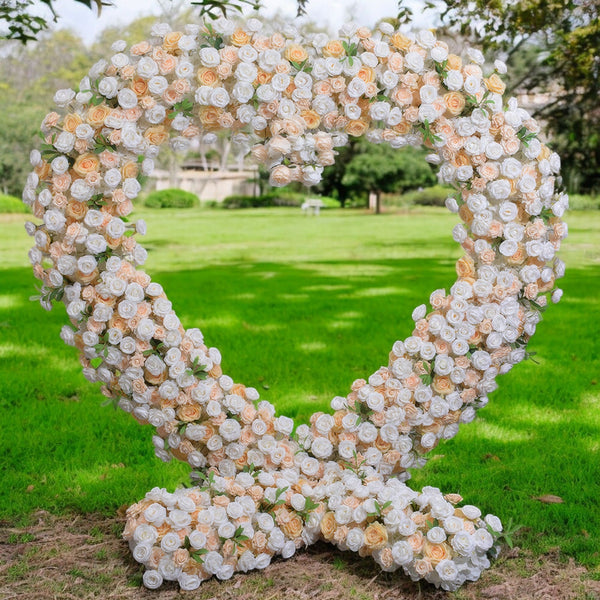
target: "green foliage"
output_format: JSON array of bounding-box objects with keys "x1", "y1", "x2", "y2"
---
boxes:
[
  {"x1": 402, "y1": 0, "x2": 600, "y2": 194},
  {"x1": 0, "y1": 194, "x2": 29, "y2": 213},
  {"x1": 144, "y1": 188, "x2": 198, "y2": 209},
  {"x1": 340, "y1": 142, "x2": 436, "y2": 205},
  {"x1": 567, "y1": 194, "x2": 600, "y2": 211},
  {"x1": 389, "y1": 185, "x2": 454, "y2": 208},
  {"x1": 0, "y1": 1, "x2": 113, "y2": 44}
]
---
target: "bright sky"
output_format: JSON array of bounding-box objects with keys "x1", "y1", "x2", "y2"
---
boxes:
[{"x1": 44, "y1": 0, "x2": 437, "y2": 41}]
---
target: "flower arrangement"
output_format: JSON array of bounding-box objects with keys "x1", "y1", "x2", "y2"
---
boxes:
[{"x1": 23, "y1": 16, "x2": 567, "y2": 592}]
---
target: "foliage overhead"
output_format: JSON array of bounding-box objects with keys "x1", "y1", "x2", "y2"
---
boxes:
[
  {"x1": 0, "y1": 0, "x2": 113, "y2": 43},
  {"x1": 399, "y1": 0, "x2": 600, "y2": 193}
]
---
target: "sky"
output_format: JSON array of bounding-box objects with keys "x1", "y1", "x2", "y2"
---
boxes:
[{"x1": 42, "y1": 0, "x2": 437, "y2": 42}]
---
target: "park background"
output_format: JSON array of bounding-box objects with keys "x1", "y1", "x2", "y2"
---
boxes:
[{"x1": 0, "y1": 1, "x2": 599, "y2": 598}]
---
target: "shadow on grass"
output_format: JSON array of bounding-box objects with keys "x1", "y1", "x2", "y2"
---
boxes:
[{"x1": 0, "y1": 260, "x2": 599, "y2": 565}]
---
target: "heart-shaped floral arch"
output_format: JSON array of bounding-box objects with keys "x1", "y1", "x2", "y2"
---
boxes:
[{"x1": 23, "y1": 16, "x2": 568, "y2": 592}]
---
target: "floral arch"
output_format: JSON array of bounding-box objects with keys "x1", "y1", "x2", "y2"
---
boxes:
[{"x1": 23, "y1": 16, "x2": 568, "y2": 591}]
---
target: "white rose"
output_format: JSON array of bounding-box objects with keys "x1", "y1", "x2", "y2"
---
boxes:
[
  {"x1": 117, "y1": 87, "x2": 138, "y2": 109},
  {"x1": 235, "y1": 61, "x2": 258, "y2": 82},
  {"x1": 391, "y1": 540, "x2": 413, "y2": 565},
  {"x1": 436, "y1": 559, "x2": 459, "y2": 582},
  {"x1": 54, "y1": 88, "x2": 75, "y2": 107},
  {"x1": 444, "y1": 70, "x2": 463, "y2": 91},
  {"x1": 431, "y1": 45, "x2": 448, "y2": 62},
  {"x1": 54, "y1": 131, "x2": 75, "y2": 154},
  {"x1": 210, "y1": 87, "x2": 230, "y2": 108},
  {"x1": 311, "y1": 437, "x2": 333, "y2": 459},
  {"x1": 487, "y1": 179, "x2": 511, "y2": 200},
  {"x1": 122, "y1": 178, "x2": 141, "y2": 199},
  {"x1": 345, "y1": 527, "x2": 364, "y2": 552},
  {"x1": 219, "y1": 419, "x2": 241, "y2": 442},
  {"x1": 148, "y1": 75, "x2": 168, "y2": 95},
  {"x1": 347, "y1": 76, "x2": 367, "y2": 98},
  {"x1": 142, "y1": 569, "x2": 163, "y2": 590},
  {"x1": 274, "y1": 415, "x2": 294, "y2": 435},
  {"x1": 496, "y1": 201, "x2": 517, "y2": 223},
  {"x1": 405, "y1": 51, "x2": 424, "y2": 73},
  {"x1": 86, "y1": 233, "x2": 107, "y2": 254},
  {"x1": 137, "y1": 57, "x2": 159, "y2": 78},
  {"x1": 43, "y1": 209, "x2": 66, "y2": 233},
  {"x1": 146, "y1": 105, "x2": 166, "y2": 124},
  {"x1": 98, "y1": 76, "x2": 118, "y2": 98},
  {"x1": 200, "y1": 47, "x2": 220, "y2": 67}
]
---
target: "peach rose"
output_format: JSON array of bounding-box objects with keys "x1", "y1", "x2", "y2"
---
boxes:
[
  {"x1": 357, "y1": 66, "x2": 375, "y2": 83},
  {"x1": 345, "y1": 119, "x2": 369, "y2": 137},
  {"x1": 281, "y1": 515, "x2": 303, "y2": 539},
  {"x1": 65, "y1": 201, "x2": 88, "y2": 221},
  {"x1": 390, "y1": 32, "x2": 411, "y2": 50},
  {"x1": 485, "y1": 73, "x2": 506, "y2": 95},
  {"x1": 444, "y1": 91, "x2": 466, "y2": 116},
  {"x1": 178, "y1": 403, "x2": 202, "y2": 422},
  {"x1": 446, "y1": 54, "x2": 462, "y2": 70},
  {"x1": 63, "y1": 112, "x2": 82, "y2": 133},
  {"x1": 196, "y1": 67, "x2": 219, "y2": 87},
  {"x1": 432, "y1": 376, "x2": 455, "y2": 396},
  {"x1": 285, "y1": 44, "x2": 308, "y2": 63},
  {"x1": 364, "y1": 522, "x2": 388, "y2": 551},
  {"x1": 231, "y1": 28, "x2": 251, "y2": 46},
  {"x1": 320, "y1": 512, "x2": 338, "y2": 540},
  {"x1": 73, "y1": 153, "x2": 100, "y2": 177},
  {"x1": 86, "y1": 104, "x2": 111, "y2": 128},
  {"x1": 162, "y1": 31, "x2": 182, "y2": 53},
  {"x1": 322, "y1": 40, "x2": 345, "y2": 59}
]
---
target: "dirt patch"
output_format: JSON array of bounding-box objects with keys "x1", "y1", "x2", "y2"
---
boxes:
[{"x1": 1, "y1": 511, "x2": 599, "y2": 600}]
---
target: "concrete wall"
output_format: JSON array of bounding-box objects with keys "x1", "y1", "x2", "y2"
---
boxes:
[{"x1": 151, "y1": 169, "x2": 259, "y2": 202}]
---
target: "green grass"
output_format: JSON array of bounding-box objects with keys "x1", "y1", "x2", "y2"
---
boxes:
[{"x1": 0, "y1": 206, "x2": 599, "y2": 567}]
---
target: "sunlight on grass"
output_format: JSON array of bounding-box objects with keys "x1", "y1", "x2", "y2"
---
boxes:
[
  {"x1": 0, "y1": 294, "x2": 24, "y2": 309},
  {"x1": 352, "y1": 286, "x2": 404, "y2": 297},
  {"x1": 476, "y1": 421, "x2": 533, "y2": 442},
  {"x1": 297, "y1": 341, "x2": 328, "y2": 352}
]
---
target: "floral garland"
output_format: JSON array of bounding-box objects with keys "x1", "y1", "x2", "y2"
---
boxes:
[{"x1": 23, "y1": 16, "x2": 568, "y2": 592}]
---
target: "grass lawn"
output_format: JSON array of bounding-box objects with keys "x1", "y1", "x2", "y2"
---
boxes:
[{"x1": 1, "y1": 206, "x2": 599, "y2": 571}]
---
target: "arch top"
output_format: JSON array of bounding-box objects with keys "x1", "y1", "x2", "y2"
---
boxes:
[{"x1": 34, "y1": 16, "x2": 563, "y2": 196}]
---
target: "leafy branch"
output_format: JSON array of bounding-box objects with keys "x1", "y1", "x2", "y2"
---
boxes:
[
  {"x1": 367, "y1": 499, "x2": 392, "y2": 519},
  {"x1": 342, "y1": 450, "x2": 368, "y2": 482},
  {"x1": 94, "y1": 134, "x2": 116, "y2": 154},
  {"x1": 168, "y1": 98, "x2": 194, "y2": 120},
  {"x1": 142, "y1": 337, "x2": 166, "y2": 357},
  {"x1": 517, "y1": 126, "x2": 538, "y2": 147},
  {"x1": 185, "y1": 356, "x2": 208, "y2": 379},
  {"x1": 298, "y1": 497, "x2": 320, "y2": 521},
  {"x1": 417, "y1": 119, "x2": 442, "y2": 146}
]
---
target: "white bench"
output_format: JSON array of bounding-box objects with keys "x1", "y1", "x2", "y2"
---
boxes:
[{"x1": 301, "y1": 198, "x2": 324, "y2": 215}]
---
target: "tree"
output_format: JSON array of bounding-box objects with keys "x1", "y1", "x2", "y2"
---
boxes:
[
  {"x1": 0, "y1": 0, "x2": 112, "y2": 43},
  {"x1": 399, "y1": 0, "x2": 600, "y2": 194},
  {"x1": 340, "y1": 141, "x2": 435, "y2": 213}
]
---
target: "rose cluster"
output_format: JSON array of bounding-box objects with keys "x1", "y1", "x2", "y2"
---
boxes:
[
  {"x1": 125, "y1": 464, "x2": 500, "y2": 591},
  {"x1": 23, "y1": 16, "x2": 567, "y2": 591}
]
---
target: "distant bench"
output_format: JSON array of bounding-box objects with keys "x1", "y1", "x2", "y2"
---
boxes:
[{"x1": 301, "y1": 198, "x2": 324, "y2": 215}]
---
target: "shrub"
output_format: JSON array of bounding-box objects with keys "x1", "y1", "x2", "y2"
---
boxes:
[
  {"x1": 0, "y1": 194, "x2": 30, "y2": 213},
  {"x1": 144, "y1": 188, "x2": 198, "y2": 209},
  {"x1": 399, "y1": 185, "x2": 453, "y2": 207},
  {"x1": 567, "y1": 194, "x2": 600, "y2": 210}
]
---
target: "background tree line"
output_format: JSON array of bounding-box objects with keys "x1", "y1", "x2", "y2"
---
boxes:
[{"x1": 0, "y1": 0, "x2": 597, "y2": 202}]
